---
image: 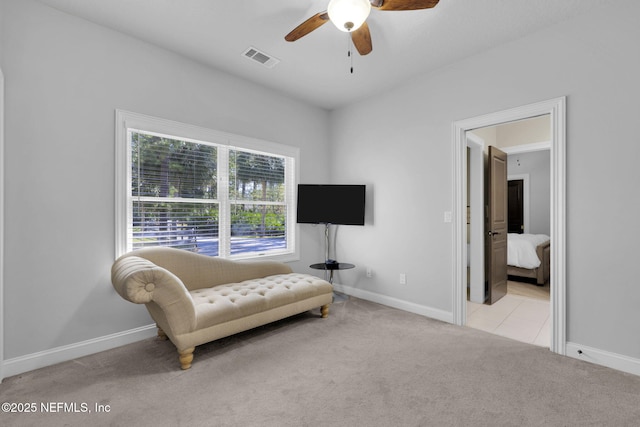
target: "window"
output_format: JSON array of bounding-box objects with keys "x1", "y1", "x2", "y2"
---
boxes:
[{"x1": 116, "y1": 111, "x2": 299, "y2": 261}]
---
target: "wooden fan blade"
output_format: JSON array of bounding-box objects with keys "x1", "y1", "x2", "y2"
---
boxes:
[
  {"x1": 351, "y1": 22, "x2": 372, "y2": 56},
  {"x1": 370, "y1": 0, "x2": 439, "y2": 11},
  {"x1": 285, "y1": 12, "x2": 330, "y2": 42}
]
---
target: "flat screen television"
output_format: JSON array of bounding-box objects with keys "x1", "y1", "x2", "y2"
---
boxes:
[{"x1": 296, "y1": 184, "x2": 366, "y2": 226}]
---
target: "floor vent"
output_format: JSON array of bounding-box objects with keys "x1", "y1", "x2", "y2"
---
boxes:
[{"x1": 243, "y1": 47, "x2": 280, "y2": 69}]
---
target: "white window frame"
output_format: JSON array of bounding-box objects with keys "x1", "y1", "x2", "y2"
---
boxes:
[{"x1": 115, "y1": 110, "x2": 300, "y2": 262}]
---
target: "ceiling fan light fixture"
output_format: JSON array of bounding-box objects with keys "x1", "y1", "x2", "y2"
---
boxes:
[{"x1": 327, "y1": 0, "x2": 372, "y2": 32}]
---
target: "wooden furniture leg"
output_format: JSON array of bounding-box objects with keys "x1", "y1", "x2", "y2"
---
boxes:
[
  {"x1": 178, "y1": 347, "x2": 195, "y2": 370},
  {"x1": 321, "y1": 304, "x2": 330, "y2": 318}
]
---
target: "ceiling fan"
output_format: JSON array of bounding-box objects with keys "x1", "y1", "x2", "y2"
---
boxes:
[{"x1": 284, "y1": 0, "x2": 440, "y2": 56}]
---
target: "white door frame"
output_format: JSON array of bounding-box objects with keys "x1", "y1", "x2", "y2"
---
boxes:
[
  {"x1": 466, "y1": 133, "x2": 485, "y2": 303},
  {"x1": 452, "y1": 97, "x2": 566, "y2": 355}
]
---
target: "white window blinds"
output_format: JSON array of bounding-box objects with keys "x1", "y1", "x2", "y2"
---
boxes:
[{"x1": 116, "y1": 110, "x2": 298, "y2": 261}]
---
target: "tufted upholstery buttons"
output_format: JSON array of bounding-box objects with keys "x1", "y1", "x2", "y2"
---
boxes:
[
  {"x1": 188, "y1": 273, "x2": 332, "y2": 328},
  {"x1": 145, "y1": 283, "x2": 155, "y2": 292}
]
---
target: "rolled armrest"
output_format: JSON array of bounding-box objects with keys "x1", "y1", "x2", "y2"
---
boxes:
[{"x1": 111, "y1": 256, "x2": 196, "y2": 333}]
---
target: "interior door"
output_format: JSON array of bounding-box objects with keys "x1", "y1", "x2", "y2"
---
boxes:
[
  {"x1": 508, "y1": 179, "x2": 524, "y2": 233},
  {"x1": 487, "y1": 146, "x2": 508, "y2": 304}
]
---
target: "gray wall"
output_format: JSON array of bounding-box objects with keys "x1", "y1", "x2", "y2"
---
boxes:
[
  {"x1": 330, "y1": 1, "x2": 640, "y2": 360},
  {"x1": 1, "y1": 0, "x2": 330, "y2": 360},
  {"x1": 508, "y1": 150, "x2": 550, "y2": 236},
  {"x1": 0, "y1": 0, "x2": 3, "y2": 62}
]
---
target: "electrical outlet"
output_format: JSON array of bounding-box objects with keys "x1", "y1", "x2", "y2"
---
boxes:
[
  {"x1": 366, "y1": 267, "x2": 373, "y2": 278},
  {"x1": 399, "y1": 273, "x2": 407, "y2": 285}
]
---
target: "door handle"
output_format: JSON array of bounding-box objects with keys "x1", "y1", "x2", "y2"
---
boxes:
[{"x1": 488, "y1": 231, "x2": 501, "y2": 236}]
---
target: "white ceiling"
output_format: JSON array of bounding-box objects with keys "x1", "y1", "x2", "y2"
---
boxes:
[{"x1": 36, "y1": 0, "x2": 615, "y2": 110}]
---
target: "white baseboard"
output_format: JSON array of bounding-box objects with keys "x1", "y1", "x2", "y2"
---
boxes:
[
  {"x1": 2, "y1": 324, "x2": 157, "y2": 381},
  {"x1": 332, "y1": 283, "x2": 454, "y2": 324},
  {"x1": 566, "y1": 342, "x2": 640, "y2": 377}
]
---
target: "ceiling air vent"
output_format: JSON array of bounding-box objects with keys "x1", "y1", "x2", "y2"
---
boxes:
[{"x1": 243, "y1": 47, "x2": 280, "y2": 69}]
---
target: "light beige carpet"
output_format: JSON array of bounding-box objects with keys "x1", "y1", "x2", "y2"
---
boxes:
[{"x1": 2, "y1": 297, "x2": 639, "y2": 426}]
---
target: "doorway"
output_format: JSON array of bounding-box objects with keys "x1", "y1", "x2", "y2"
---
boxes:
[
  {"x1": 452, "y1": 97, "x2": 566, "y2": 356},
  {"x1": 508, "y1": 179, "x2": 524, "y2": 234},
  {"x1": 467, "y1": 127, "x2": 550, "y2": 345}
]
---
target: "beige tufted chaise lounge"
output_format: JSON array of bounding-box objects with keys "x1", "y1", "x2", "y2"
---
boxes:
[{"x1": 111, "y1": 247, "x2": 333, "y2": 369}]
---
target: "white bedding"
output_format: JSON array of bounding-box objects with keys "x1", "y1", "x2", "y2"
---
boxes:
[{"x1": 507, "y1": 233, "x2": 550, "y2": 269}]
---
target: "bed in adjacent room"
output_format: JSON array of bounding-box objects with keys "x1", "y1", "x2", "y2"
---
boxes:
[{"x1": 507, "y1": 233, "x2": 551, "y2": 285}]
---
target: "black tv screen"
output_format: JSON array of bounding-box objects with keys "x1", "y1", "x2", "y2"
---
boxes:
[{"x1": 297, "y1": 184, "x2": 366, "y2": 226}]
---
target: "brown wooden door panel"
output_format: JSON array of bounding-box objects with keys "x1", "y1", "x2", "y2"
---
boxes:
[{"x1": 487, "y1": 146, "x2": 508, "y2": 304}]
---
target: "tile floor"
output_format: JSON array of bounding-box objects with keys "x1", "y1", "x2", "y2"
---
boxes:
[{"x1": 467, "y1": 293, "x2": 550, "y2": 347}]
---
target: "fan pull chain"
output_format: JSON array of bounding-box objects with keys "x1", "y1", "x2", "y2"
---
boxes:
[{"x1": 348, "y1": 34, "x2": 354, "y2": 74}]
